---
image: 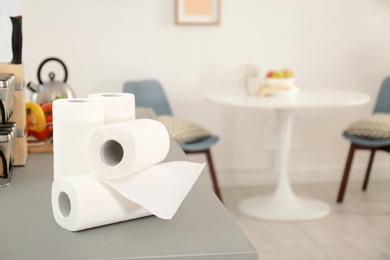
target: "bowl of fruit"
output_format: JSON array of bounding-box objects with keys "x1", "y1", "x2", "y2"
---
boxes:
[
  {"x1": 26, "y1": 101, "x2": 53, "y2": 144},
  {"x1": 265, "y1": 69, "x2": 295, "y2": 86}
]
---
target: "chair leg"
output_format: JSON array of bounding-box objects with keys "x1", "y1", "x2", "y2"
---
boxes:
[
  {"x1": 184, "y1": 149, "x2": 223, "y2": 202},
  {"x1": 362, "y1": 149, "x2": 376, "y2": 191},
  {"x1": 337, "y1": 143, "x2": 357, "y2": 203},
  {"x1": 204, "y1": 149, "x2": 223, "y2": 202}
]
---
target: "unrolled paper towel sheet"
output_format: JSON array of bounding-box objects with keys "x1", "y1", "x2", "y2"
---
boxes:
[
  {"x1": 88, "y1": 93, "x2": 135, "y2": 124},
  {"x1": 51, "y1": 174, "x2": 151, "y2": 231},
  {"x1": 53, "y1": 98, "x2": 104, "y2": 179},
  {"x1": 87, "y1": 119, "x2": 170, "y2": 179},
  {"x1": 100, "y1": 161, "x2": 205, "y2": 219}
]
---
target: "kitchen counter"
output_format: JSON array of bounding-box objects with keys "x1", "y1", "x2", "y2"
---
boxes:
[{"x1": 0, "y1": 108, "x2": 257, "y2": 260}]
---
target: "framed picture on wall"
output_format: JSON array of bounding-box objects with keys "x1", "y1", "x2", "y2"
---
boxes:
[{"x1": 175, "y1": 0, "x2": 220, "y2": 25}]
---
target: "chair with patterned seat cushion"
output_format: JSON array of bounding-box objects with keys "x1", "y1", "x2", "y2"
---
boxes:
[
  {"x1": 123, "y1": 79, "x2": 222, "y2": 202},
  {"x1": 337, "y1": 76, "x2": 390, "y2": 203}
]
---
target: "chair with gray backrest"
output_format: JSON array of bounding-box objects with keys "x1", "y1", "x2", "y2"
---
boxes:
[
  {"x1": 337, "y1": 76, "x2": 390, "y2": 203},
  {"x1": 124, "y1": 80, "x2": 222, "y2": 202}
]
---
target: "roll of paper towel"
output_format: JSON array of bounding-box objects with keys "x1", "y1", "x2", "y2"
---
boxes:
[
  {"x1": 87, "y1": 119, "x2": 170, "y2": 179},
  {"x1": 88, "y1": 93, "x2": 135, "y2": 124},
  {"x1": 86, "y1": 118, "x2": 204, "y2": 219},
  {"x1": 51, "y1": 174, "x2": 151, "y2": 231},
  {"x1": 53, "y1": 98, "x2": 104, "y2": 179}
]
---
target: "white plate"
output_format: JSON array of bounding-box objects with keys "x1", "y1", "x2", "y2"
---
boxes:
[
  {"x1": 265, "y1": 78, "x2": 295, "y2": 86},
  {"x1": 270, "y1": 85, "x2": 300, "y2": 97}
]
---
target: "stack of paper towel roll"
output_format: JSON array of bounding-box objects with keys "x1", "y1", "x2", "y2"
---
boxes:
[{"x1": 51, "y1": 93, "x2": 205, "y2": 231}]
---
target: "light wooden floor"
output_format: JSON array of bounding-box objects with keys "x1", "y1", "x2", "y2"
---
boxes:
[{"x1": 222, "y1": 180, "x2": 390, "y2": 260}]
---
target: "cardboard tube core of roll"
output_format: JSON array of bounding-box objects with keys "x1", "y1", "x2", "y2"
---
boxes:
[
  {"x1": 100, "y1": 140, "x2": 124, "y2": 166},
  {"x1": 58, "y1": 192, "x2": 71, "y2": 218}
]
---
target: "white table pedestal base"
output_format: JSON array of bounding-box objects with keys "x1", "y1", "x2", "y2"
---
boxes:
[
  {"x1": 239, "y1": 195, "x2": 331, "y2": 222},
  {"x1": 239, "y1": 109, "x2": 331, "y2": 222}
]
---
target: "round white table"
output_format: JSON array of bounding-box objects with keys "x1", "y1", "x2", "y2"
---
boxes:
[{"x1": 205, "y1": 88, "x2": 370, "y2": 222}]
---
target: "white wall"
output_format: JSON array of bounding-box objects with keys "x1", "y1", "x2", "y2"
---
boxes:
[{"x1": 4, "y1": 0, "x2": 390, "y2": 186}]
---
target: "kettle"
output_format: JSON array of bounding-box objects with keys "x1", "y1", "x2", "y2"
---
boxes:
[{"x1": 27, "y1": 57, "x2": 76, "y2": 104}]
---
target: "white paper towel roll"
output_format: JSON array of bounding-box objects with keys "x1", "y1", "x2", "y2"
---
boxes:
[
  {"x1": 87, "y1": 119, "x2": 170, "y2": 179},
  {"x1": 51, "y1": 174, "x2": 151, "y2": 231},
  {"x1": 88, "y1": 93, "x2": 135, "y2": 124},
  {"x1": 53, "y1": 98, "x2": 104, "y2": 179}
]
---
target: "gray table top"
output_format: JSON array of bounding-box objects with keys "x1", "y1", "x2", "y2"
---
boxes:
[{"x1": 0, "y1": 108, "x2": 257, "y2": 260}]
